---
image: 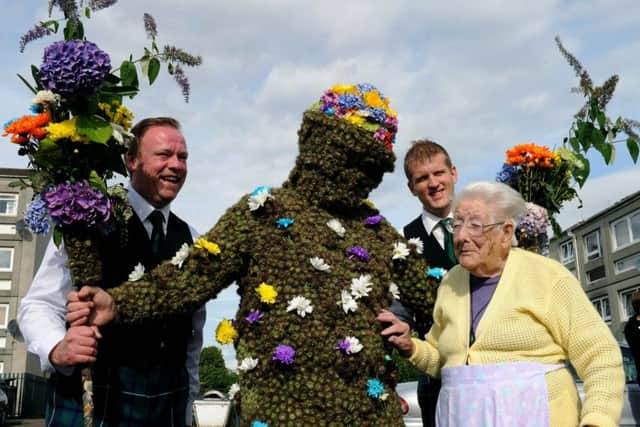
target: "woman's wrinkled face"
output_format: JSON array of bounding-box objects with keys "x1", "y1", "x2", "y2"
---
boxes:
[{"x1": 453, "y1": 198, "x2": 511, "y2": 277}]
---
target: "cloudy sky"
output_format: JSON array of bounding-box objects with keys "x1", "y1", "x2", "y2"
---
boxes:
[{"x1": 2, "y1": 1, "x2": 639, "y2": 369}]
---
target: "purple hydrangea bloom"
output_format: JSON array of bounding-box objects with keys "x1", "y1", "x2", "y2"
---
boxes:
[
  {"x1": 39, "y1": 40, "x2": 111, "y2": 97},
  {"x1": 246, "y1": 310, "x2": 264, "y2": 324},
  {"x1": 366, "y1": 378, "x2": 385, "y2": 398},
  {"x1": 356, "y1": 83, "x2": 377, "y2": 93},
  {"x1": 24, "y1": 194, "x2": 50, "y2": 234},
  {"x1": 338, "y1": 94, "x2": 365, "y2": 110},
  {"x1": 364, "y1": 215, "x2": 383, "y2": 226},
  {"x1": 44, "y1": 181, "x2": 112, "y2": 228},
  {"x1": 518, "y1": 203, "x2": 550, "y2": 236},
  {"x1": 347, "y1": 246, "x2": 370, "y2": 262},
  {"x1": 367, "y1": 107, "x2": 387, "y2": 124},
  {"x1": 496, "y1": 163, "x2": 518, "y2": 185},
  {"x1": 272, "y1": 344, "x2": 296, "y2": 365}
]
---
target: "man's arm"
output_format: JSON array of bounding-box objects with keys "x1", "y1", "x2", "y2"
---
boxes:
[{"x1": 18, "y1": 240, "x2": 97, "y2": 373}]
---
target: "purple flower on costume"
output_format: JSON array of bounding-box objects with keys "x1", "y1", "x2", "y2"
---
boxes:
[
  {"x1": 335, "y1": 340, "x2": 351, "y2": 353},
  {"x1": 44, "y1": 181, "x2": 112, "y2": 228},
  {"x1": 246, "y1": 310, "x2": 264, "y2": 324},
  {"x1": 367, "y1": 107, "x2": 387, "y2": 123},
  {"x1": 338, "y1": 94, "x2": 364, "y2": 110},
  {"x1": 364, "y1": 215, "x2": 383, "y2": 226},
  {"x1": 276, "y1": 217, "x2": 294, "y2": 229},
  {"x1": 320, "y1": 90, "x2": 339, "y2": 105},
  {"x1": 24, "y1": 194, "x2": 50, "y2": 234},
  {"x1": 348, "y1": 246, "x2": 370, "y2": 262},
  {"x1": 356, "y1": 83, "x2": 376, "y2": 93},
  {"x1": 273, "y1": 344, "x2": 296, "y2": 365},
  {"x1": 39, "y1": 40, "x2": 111, "y2": 97}
]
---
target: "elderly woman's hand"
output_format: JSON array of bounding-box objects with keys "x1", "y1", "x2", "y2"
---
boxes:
[{"x1": 377, "y1": 309, "x2": 416, "y2": 358}]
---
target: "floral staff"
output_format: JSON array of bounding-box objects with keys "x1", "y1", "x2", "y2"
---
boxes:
[{"x1": 5, "y1": 1, "x2": 200, "y2": 425}]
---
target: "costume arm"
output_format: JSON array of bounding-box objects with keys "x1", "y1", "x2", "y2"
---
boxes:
[
  {"x1": 17, "y1": 240, "x2": 73, "y2": 374},
  {"x1": 408, "y1": 288, "x2": 442, "y2": 378},
  {"x1": 545, "y1": 274, "x2": 624, "y2": 427},
  {"x1": 108, "y1": 203, "x2": 248, "y2": 323}
]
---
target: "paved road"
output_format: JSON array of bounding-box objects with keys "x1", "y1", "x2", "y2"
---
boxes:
[{"x1": 7, "y1": 419, "x2": 45, "y2": 426}]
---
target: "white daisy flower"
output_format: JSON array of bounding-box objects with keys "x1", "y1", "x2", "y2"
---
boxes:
[
  {"x1": 339, "y1": 290, "x2": 358, "y2": 314},
  {"x1": 389, "y1": 282, "x2": 400, "y2": 300},
  {"x1": 286, "y1": 296, "x2": 313, "y2": 317},
  {"x1": 248, "y1": 186, "x2": 272, "y2": 211},
  {"x1": 350, "y1": 274, "x2": 372, "y2": 300},
  {"x1": 32, "y1": 90, "x2": 60, "y2": 105},
  {"x1": 392, "y1": 241, "x2": 410, "y2": 260},
  {"x1": 228, "y1": 383, "x2": 240, "y2": 399},
  {"x1": 128, "y1": 262, "x2": 145, "y2": 282},
  {"x1": 345, "y1": 336, "x2": 363, "y2": 354},
  {"x1": 326, "y1": 219, "x2": 346, "y2": 238},
  {"x1": 238, "y1": 357, "x2": 259, "y2": 372},
  {"x1": 170, "y1": 243, "x2": 190, "y2": 268},
  {"x1": 310, "y1": 257, "x2": 331, "y2": 272},
  {"x1": 407, "y1": 237, "x2": 424, "y2": 255},
  {"x1": 380, "y1": 393, "x2": 389, "y2": 401}
]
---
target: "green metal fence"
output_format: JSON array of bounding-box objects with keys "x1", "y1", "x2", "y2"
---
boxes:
[{"x1": 0, "y1": 372, "x2": 47, "y2": 418}]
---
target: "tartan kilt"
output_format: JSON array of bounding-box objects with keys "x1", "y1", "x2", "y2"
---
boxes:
[{"x1": 46, "y1": 364, "x2": 189, "y2": 427}]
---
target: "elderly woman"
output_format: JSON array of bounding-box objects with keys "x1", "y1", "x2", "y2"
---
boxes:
[{"x1": 378, "y1": 181, "x2": 624, "y2": 427}]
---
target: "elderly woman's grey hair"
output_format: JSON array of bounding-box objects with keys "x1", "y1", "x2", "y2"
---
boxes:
[{"x1": 452, "y1": 181, "x2": 527, "y2": 224}]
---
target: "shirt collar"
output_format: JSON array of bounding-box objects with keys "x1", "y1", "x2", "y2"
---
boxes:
[
  {"x1": 127, "y1": 186, "x2": 171, "y2": 224},
  {"x1": 421, "y1": 209, "x2": 453, "y2": 235}
]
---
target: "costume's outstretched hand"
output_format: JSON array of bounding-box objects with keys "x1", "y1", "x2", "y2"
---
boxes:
[{"x1": 67, "y1": 286, "x2": 116, "y2": 327}]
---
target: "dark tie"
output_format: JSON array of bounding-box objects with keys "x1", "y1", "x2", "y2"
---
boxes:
[
  {"x1": 439, "y1": 218, "x2": 457, "y2": 265},
  {"x1": 148, "y1": 210, "x2": 165, "y2": 257}
]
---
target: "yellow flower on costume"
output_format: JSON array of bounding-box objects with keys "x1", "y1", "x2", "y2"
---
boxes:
[
  {"x1": 194, "y1": 238, "x2": 221, "y2": 255},
  {"x1": 363, "y1": 199, "x2": 376, "y2": 209},
  {"x1": 331, "y1": 84, "x2": 357, "y2": 95},
  {"x1": 345, "y1": 114, "x2": 365, "y2": 126},
  {"x1": 46, "y1": 117, "x2": 89, "y2": 143},
  {"x1": 215, "y1": 319, "x2": 238, "y2": 344},
  {"x1": 363, "y1": 91, "x2": 384, "y2": 108},
  {"x1": 385, "y1": 106, "x2": 398, "y2": 118},
  {"x1": 256, "y1": 282, "x2": 278, "y2": 304}
]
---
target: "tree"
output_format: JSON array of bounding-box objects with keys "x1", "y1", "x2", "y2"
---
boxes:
[{"x1": 198, "y1": 346, "x2": 238, "y2": 395}]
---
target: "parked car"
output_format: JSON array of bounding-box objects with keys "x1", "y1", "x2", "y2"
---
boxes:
[
  {"x1": 0, "y1": 387, "x2": 8, "y2": 426},
  {"x1": 395, "y1": 343, "x2": 640, "y2": 427},
  {"x1": 192, "y1": 389, "x2": 236, "y2": 427}
]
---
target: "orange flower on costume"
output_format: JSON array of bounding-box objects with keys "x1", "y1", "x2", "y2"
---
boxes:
[
  {"x1": 506, "y1": 143, "x2": 558, "y2": 169},
  {"x1": 3, "y1": 112, "x2": 50, "y2": 144}
]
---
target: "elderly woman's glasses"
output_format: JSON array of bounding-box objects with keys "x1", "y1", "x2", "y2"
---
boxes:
[{"x1": 452, "y1": 220, "x2": 505, "y2": 237}]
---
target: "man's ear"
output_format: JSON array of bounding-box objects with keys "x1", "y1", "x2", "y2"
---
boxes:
[{"x1": 407, "y1": 180, "x2": 415, "y2": 195}]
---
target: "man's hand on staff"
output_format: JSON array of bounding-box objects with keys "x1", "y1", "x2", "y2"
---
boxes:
[
  {"x1": 49, "y1": 325, "x2": 101, "y2": 367},
  {"x1": 377, "y1": 309, "x2": 416, "y2": 358},
  {"x1": 67, "y1": 286, "x2": 117, "y2": 327}
]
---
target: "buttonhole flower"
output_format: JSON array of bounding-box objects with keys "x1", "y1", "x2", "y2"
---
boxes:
[
  {"x1": 215, "y1": 319, "x2": 238, "y2": 344},
  {"x1": 339, "y1": 290, "x2": 358, "y2": 314},
  {"x1": 170, "y1": 243, "x2": 190, "y2": 268},
  {"x1": 228, "y1": 383, "x2": 240, "y2": 399},
  {"x1": 286, "y1": 296, "x2": 313, "y2": 317},
  {"x1": 248, "y1": 186, "x2": 272, "y2": 211},
  {"x1": 426, "y1": 267, "x2": 448, "y2": 281},
  {"x1": 350, "y1": 274, "x2": 372, "y2": 300},
  {"x1": 310, "y1": 257, "x2": 331, "y2": 272},
  {"x1": 388, "y1": 283, "x2": 400, "y2": 300},
  {"x1": 407, "y1": 237, "x2": 424, "y2": 255},
  {"x1": 336, "y1": 336, "x2": 363, "y2": 355},
  {"x1": 128, "y1": 262, "x2": 145, "y2": 282},
  {"x1": 273, "y1": 344, "x2": 296, "y2": 365},
  {"x1": 326, "y1": 218, "x2": 345, "y2": 237},
  {"x1": 276, "y1": 217, "x2": 294, "y2": 229},
  {"x1": 194, "y1": 238, "x2": 220, "y2": 255},
  {"x1": 246, "y1": 309, "x2": 264, "y2": 324},
  {"x1": 392, "y1": 242, "x2": 410, "y2": 260},
  {"x1": 364, "y1": 215, "x2": 383, "y2": 226},
  {"x1": 348, "y1": 246, "x2": 370, "y2": 262},
  {"x1": 366, "y1": 378, "x2": 385, "y2": 398},
  {"x1": 256, "y1": 282, "x2": 277, "y2": 304},
  {"x1": 238, "y1": 357, "x2": 259, "y2": 372}
]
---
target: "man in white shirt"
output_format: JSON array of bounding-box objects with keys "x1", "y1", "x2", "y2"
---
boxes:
[{"x1": 18, "y1": 117, "x2": 205, "y2": 427}]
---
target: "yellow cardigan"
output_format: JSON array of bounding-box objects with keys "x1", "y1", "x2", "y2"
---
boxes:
[{"x1": 409, "y1": 248, "x2": 624, "y2": 427}]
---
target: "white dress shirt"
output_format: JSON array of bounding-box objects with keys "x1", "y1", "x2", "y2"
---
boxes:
[
  {"x1": 17, "y1": 186, "x2": 205, "y2": 425},
  {"x1": 420, "y1": 209, "x2": 454, "y2": 250}
]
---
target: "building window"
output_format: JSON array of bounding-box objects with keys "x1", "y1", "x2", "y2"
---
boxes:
[
  {"x1": 620, "y1": 287, "x2": 640, "y2": 319},
  {"x1": 592, "y1": 296, "x2": 612, "y2": 321},
  {"x1": 0, "y1": 248, "x2": 13, "y2": 272},
  {"x1": 586, "y1": 265, "x2": 606, "y2": 283},
  {"x1": 615, "y1": 253, "x2": 640, "y2": 274},
  {"x1": 0, "y1": 362, "x2": 4, "y2": 374},
  {"x1": 0, "y1": 194, "x2": 18, "y2": 216},
  {"x1": 584, "y1": 230, "x2": 601, "y2": 261},
  {"x1": 0, "y1": 304, "x2": 8, "y2": 329},
  {"x1": 0, "y1": 338, "x2": 6, "y2": 348},
  {"x1": 0, "y1": 280, "x2": 10, "y2": 291},
  {"x1": 0, "y1": 224, "x2": 16, "y2": 235},
  {"x1": 612, "y1": 211, "x2": 640, "y2": 250},
  {"x1": 560, "y1": 240, "x2": 575, "y2": 264}
]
